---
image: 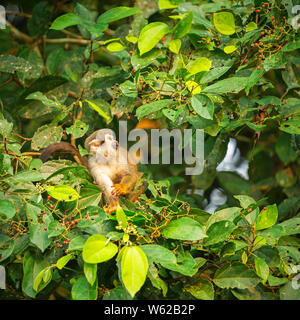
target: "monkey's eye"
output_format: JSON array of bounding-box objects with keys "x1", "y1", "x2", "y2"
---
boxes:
[{"x1": 99, "y1": 140, "x2": 105, "y2": 146}]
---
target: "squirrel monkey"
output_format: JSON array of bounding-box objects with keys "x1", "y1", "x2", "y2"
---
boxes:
[{"x1": 40, "y1": 129, "x2": 143, "y2": 214}]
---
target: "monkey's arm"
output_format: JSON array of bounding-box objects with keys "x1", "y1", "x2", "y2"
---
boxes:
[
  {"x1": 89, "y1": 166, "x2": 119, "y2": 213},
  {"x1": 40, "y1": 142, "x2": 88, "y2": 167}
]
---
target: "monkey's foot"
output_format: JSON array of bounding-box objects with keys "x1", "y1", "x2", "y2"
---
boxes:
[
  {"x1": 105, "y1": 199, "x2": 119, "y2": 214},
  {"x1": 111, "y1": 183, "x2": 129, "y2": 196}
]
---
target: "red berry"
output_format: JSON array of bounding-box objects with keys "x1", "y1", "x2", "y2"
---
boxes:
[
  {"x1": 262, "y1": 4, "x2": 265, "y2": 8},
  {"x1": 56, "y1": 245, "x2": 60, "y2": 248},
  {"x1": 84, "y1": 215, "x2": 88, "y2": 219},
  {"x1": 127, "y1": 116, "x2": 131, "y2": 120},
  {"x1": 66, "y1": 238, "x2": 70, "y2": 243},
  {"x1": 71, "y1": 221, "x2": 75, "y2": 226},
  {"x1": 47, "y1": 195, "x2": 51, "y2": 200},
  {"x1": 66, "y1": 221, "x2": 69, "y2": 225},
  {"x1": 166, "y1": 218, "x2": 170, "y2": 223},
  {"x1": 201, "y1": 37, "x2": 205, "y2": 41},
  {"x1": 74, "y1": 219, "x2": 78, "y2": 224},
  {"x1": 63, "y1": 241, "x2": 66, "y2": 245},
  {"x1": 271, "y1": 16, "x2": 275, "y2": 19},
  {"x1": 256, "y1": 9, "x2": 260, "y2": 13},
  {"x1": 206, "y1": 41, "x2": 210, "y2": 45},
  {"x1": 259, "y1": 54, "x2": 263, "y2": 58},
  {"x1": 254, "y1": 43, "x2": 258, "y2": 47},
  {"x1": 50, "y1": 205, "x2": 54, "y2": 209},
  {"x1": 264, "y1": 206, "x2": 267, "y2": 210},
  {"x1": 132, "y1": 68, "x2": 136, "y2": 72},
  {"x1": 17, "y1": 228, "x2": 21, "y2": 232},
  {"x1": 259, "y1": 41, "x2": 263, "y2": 45},
  {"x1": 42, "y1": 211, "x2": 46, "y2": 215},
  {"x1": 248, "y1": 209, "x2": 253, "y2": 212},
  {"x1": 260, "y1": 32, "x2": 264, "y2": 35},
  {"x1": 44, "y1": 227, "x2": 47, "y2": 231},
  {"x1": 257, "y1": 66, "x2": 261, "y2": 70},
  {"x1": 265, "y1": 2, "x2": 269, "y2": 5}
]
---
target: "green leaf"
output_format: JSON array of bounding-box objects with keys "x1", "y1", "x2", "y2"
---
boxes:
[
  {"x1": 204, "y1": 220, "x2": 237, "y2": 246},
  {"x1": 224, "y1": 45, "x2": 237, "y2": 54},
  {"x1": 280, "y1": 281, "x2": 300, "y2": 300},
  {"x1": 213, "y1": 12, "x2": 235, "y2": 35},
  {"x1": 33, "y1": 267, "x2": 52, "y2": 292},
  {"x1": 254, "y1": 257, "x2": 269, "y2": 281},
  {"x1": 160, "y1": 250, "x2": 198, "y2": 277},
  {"x1": 200, "y1": 65, "x2": 232, "y2": 84},
  {"x1": 140, "y1": 244, "x2": 176, "y2": 264},
  {"x1": 0, "y1": 55, "x2": 32, "y2": 74},
  {"x1": 136, "y1": 99, "x2": 175, "y2": 119},
  {"x1": 255, "y1": 204, "x2": 278, "y2": 231},
  {"x1": 68, "y1": 235, "x2": 89, "y2": 250},
  {"x1": 31, "y1": 125, "x2": 63, "y2": 151},
  {"x1": 106, "y1": 42, "x2": 126, "y2": 52},
  {"x1": 26, "y1": 91, "x2": 63, "y2": 110},
  {"x1": 173, "y1": 11, "x2": 193, "y2": 39},
  {"x1": 65, "y1": 120, "x2": 89, "y2": 139},
  {"x1": 191, "y1": 94, "x2": 214, "y2": 120},
  {"x1": 97, "y1": 7, "x2": 141, "y2": 24},
  {"x1": 46, "y1": 48, "x2": 65, "y2": 75},
  {"x1": 9, "y1": 170, "x2": 43, "y2": 182},
  {"x1": 71, "y1": 276, "x2": 98, "y2": 300},
  {"x1": 119, "y1": 80, "x2": 138, "y2": 98},
  {"x1": 29, "y1": 224, "x2": 52, "y2": 253},
  {"x1": 275, "y1": 133, "x2": 298, "y2": 165},
  {"x1": 84, "y1": 262, "x2": 97, "y2": 286},
  {"x1": 169, "y1": 39, "x2": 181, "y2": 54},
  {"x1": 121, "y1": 246, "x2": 148, "y2": 297},
  {"x1": 56, "y1": 254, "x2": 74, "y2": 270},
  {"x1": 246, "y1": 22, "x2": 257, "y2": 32},
  {"x1": 50, "y1": 13, "x2": 83, "y2": 30},
  {"x1": 46, "y1": 185, "x2": 79, "y2": 202},
  {"x1": 245, "y1": 67, "x2": 265, "y2": 95},
  {"x1": 85, "y1": 99, "x2": 110, "y2": 121},
  {"x1": 0, "y1": 199, "x2": 16, "y2": 219},
  {"x1": 22, "y1": 251, "x2": 49, "y2": 298},
  {"x1": 187, "y1": 57, "x2": 212, "y2": 76},
  {"x1": 185, "y1": 279, "x2": 214, "y2": 300},
  {"x1": 82, "y1": 234, "x2": 118, "y2": 264},
  {"x1": 138, "y1": 22, "x2": 170, "y2": 55},
  {"x1": 159, "y1": 0, "x2": 178, "y2": 10},
  {"x1": 0, "y1": 119, "x2": 13, "y2": 137},
  {"x1": 202, "y1": 77, "x2": 248, "y2": 94},
  {"x1": 131, "y1": 48, "x2": 162, "y2": 69},
  {"x1": 116, "y1": 206, "x2": 128, "y2": 230},
  {"x1": 162, "y1": 217, "x2": 207, "y2": 241},
  {"x1": 214, "y1": 262, "x2": 261, "y2": 289}
]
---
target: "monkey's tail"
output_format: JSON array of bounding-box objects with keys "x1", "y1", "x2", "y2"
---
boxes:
[{"x1": 40, "y1": 142, "x2": 88, "y2": 167}]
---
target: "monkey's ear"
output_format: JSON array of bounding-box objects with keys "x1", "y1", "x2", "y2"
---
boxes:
[{"x1": 89, "y1": 139, "x2": 101, "y2": 147}]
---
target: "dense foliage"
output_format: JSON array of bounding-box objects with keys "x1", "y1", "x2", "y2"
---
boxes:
[{"x1": 0, "y1": 0, "x2": 300, "y2": 300}]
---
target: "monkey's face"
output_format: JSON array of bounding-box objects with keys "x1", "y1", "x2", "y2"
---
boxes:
[{"x1": 89, "y1": 133, "x2": 119, "y2": 164}]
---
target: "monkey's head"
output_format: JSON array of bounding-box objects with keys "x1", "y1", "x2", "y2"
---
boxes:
[{"x1": 88, "y1": 129, "x2": 119, "y2": 164}]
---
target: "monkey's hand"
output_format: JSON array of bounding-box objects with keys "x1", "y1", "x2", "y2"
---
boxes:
[
  {"x1": 111, "y1": 183, "x2": 130, "y2": 196},
  {"x1": 105, "y1": 199, "x2": 119, "y2": 214}
]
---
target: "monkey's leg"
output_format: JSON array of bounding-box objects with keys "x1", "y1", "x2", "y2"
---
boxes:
[
  {"x1": 92, "y1": 170, "x2": 119, "y2": 214},
  {"x1": 111, "y1": 174, "x2": 139, "y2": 196}
]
